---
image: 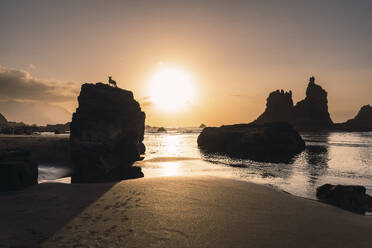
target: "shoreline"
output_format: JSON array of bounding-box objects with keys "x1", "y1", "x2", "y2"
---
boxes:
[
  {"x1": 1, "y1": 175, "x2": 372, "y2": 247},
  {"x1": 38, "y1": 155, "x2": 372, "y2": 208}
]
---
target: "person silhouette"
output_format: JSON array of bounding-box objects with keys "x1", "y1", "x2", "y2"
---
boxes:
[
  {"x1": 108, "y1": 76, "x2": 117, "y2": 87},
  {"x1": 309, "y1": 76, "x2": 315, "y2": 84}
]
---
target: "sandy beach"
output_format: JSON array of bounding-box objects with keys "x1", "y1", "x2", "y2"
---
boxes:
[{"x1": 1, "y1": 174, "x2": 371, "y2": 248}]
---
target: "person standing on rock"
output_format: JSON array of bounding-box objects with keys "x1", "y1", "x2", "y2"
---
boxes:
[
  {"x1": 108, "y1": 76, "x2": 117, "y2": 87},
  {"x1": 309, "y1": 76, "x2": 315, "y2": 84}
]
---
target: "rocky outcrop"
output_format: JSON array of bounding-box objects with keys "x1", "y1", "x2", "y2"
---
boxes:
[
  {"x1": 293, "y1": 77, "x2": 333, "y2": 128},
  {"x1": 253, "y1": 77, "x2": 333, "y2": 130},
  {"x1": 255, "y1": 90, "x2": 294, "y2": 124},
  {"x1": 197, "y1": 122, "x2": 305, "y2": 162},
  {"x1": 344, "y1": 105, "x2": 372, "y2": 129},
  {"x1": 316, "y1": 184, "x2": 372, "y2": 214},
  {"x1": 0, "y1": 149, "x2": 38, "y2": 191},
  {"x1": 157, "y1": 127, "x2": 167, "y2": 132},
  {"x1": 0, "y1": 113, "x2": 7, "y2": 125},
  {"x1": 333, "y1": 105, "x2": 372, "y2": 131},
  {"x1": 70, "y1": 83, "x2": 145, "y2": 183}
]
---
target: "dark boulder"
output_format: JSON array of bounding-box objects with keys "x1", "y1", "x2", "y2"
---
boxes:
[
  {"x1": 197, "y1": 122, "x2": 305, "y2": 162},
  {"x1": 157, "y1": 127, "x2": 167, "y2": 132},
  {"x1": 70, "y1": 83, "x2": 145, "y2": 183},
  {"x1": 0, "y1": 149, "x2": 38, "y2": 191},
  {"x1": 316, "y1": 184, "x2": 372, "y2": 214}
]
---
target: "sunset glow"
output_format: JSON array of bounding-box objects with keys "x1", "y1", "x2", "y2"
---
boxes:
[{"x1": 147, "y1": 66, "x2": 195, "y2": 112}]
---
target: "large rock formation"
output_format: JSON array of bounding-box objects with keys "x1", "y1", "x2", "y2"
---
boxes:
[
  {"x1": 293, "y1": 77, "x2": 333, "y2": 128},
  {"x1": 0, "y1": 149, "x2": 38, "y2": 191},
  {"x1": 344, "y1": 105, "x2": 372, "y2": 129},
  {"x1": 253, "y1": 77, "x2": 333, "y2": 130},
  {"x1": 254, "y1": 90, "x2": 294, "y2": 124},
  {"x1": 316, "y1": 184, "x2": 372, "y2": 214},
  {"x1": 70, "y1": 83, "x2": 145, "y2": 183},
  {"x1": 197, "y1": 122, "x2": 305, "y2": 163}
]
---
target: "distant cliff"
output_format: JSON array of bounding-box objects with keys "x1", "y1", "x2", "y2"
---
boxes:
[{"x1": 253, "y1": 77, "x2": 333, "y2": 130}]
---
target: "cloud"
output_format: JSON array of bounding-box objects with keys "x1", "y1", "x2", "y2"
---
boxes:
[
  {"x1": 0, "y1": 65, "x2": 79, "y2": 103},
  {"x1": 139, "y1": 96, "x2": 153, "y2": 107},
  {"x1": 28, "y1": 64, "x2": 36, "y2": 70}
]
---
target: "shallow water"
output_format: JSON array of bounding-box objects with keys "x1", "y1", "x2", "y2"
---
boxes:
[{"x1": 142, "y1": 131, "x2": 372, "y2": 199}]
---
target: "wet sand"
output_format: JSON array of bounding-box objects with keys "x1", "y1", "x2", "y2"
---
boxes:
[
  {"x1": 1, "y1": 176, "x2": 372, "y2": 248},
  {"x1": 142, "y1": 156, "x2": 200, "y2": 162}
]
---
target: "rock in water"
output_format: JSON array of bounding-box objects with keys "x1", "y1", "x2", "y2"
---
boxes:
[
  {"x1": 253, "y1": 77, "x2": 333, "y2": 130},
  {"x1": 197, "y1": 122, "x2": 305, "y2": 163},
  {"x1": 345, "y1": 105, "x2": 372, "y2": 129},
  {"x1": 70, "y1": 83, "x2": 145, "y2": 183},
  {"x1": 0, "y1": 149, "x2": 38, "y2": 191},
  {"x1": 254, "y1": 90, "x2": 294, "y2": 124},
  {"x1": 316, "y1": 184, "x2": 372, "y2": 214},
  {"x1": 157, "y1": 127, "x2": 167, "y2": 132},
  {"x1": 293, "y1": 76, "x2": 333, "y2": 128}
]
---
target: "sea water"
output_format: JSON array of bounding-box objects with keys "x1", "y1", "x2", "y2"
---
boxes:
[
  {"x1": 37, "y1": 130, "x2": 372, "y2": 199},
  {"x1": 142, "y1": 130, "x2": 372, "y2": 199}
]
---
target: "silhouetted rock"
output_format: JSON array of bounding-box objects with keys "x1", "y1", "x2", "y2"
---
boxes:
[
  {"x1": 0, "y1": 113, "x2": 7, "y2": 125},
  {"x1": 345, "y1": 105, "x2": 372, "y2": 128},
  {"x1": 157, "y1": 127, "x2": 167, "y2": 132},
  {"x1": 199, "y1": 123, "x2": 206, "y2": 128},
  {"x1": 70, "y1": 83, "x2": 145, "y2": 183},
  {"x1": 316, "y1": 184, "x2": 372, "y2": 214},
  {"x1": 253, "y1": 77, "x2": 333, "y2": 130},
  {"x1": 197, "y1": 122, "x2": 305, "y2": 162},
  {"x1": 255, "y1": 90, "x2": 294, "y2": 124},
  {"x1": 0, "y1": 149, "x2": 38, "y2": 191},
  {"x1": 293, "y1": 77, "x2": 333, "y2": 129}
]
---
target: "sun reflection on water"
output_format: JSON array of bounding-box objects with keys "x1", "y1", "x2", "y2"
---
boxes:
[
  {"x1": 142, "y1": 131, "x2": 372, "y2": 199},
  {"x1": 161, "y1": 135, "x2": 181, "y2": 156},
  {"x1": 158, "y1": 161, "x2": 182, "y2": 176}
]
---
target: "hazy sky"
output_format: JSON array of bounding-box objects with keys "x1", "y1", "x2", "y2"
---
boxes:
[{"x1": 1, "y1": 0, "x2": 371, "y2": 126}]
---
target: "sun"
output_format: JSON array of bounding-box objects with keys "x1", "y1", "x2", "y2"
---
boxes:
[{"x1": 147, "y1": 66, "x2": 195, "y2": 112}]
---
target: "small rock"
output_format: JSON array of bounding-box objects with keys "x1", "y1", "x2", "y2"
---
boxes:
[
  {"x1": 0, "y1": 149, "x2": 38, "y2": 191},
  {"x1": 316, "y1": 184, "x2": 372, "y2": 214}
]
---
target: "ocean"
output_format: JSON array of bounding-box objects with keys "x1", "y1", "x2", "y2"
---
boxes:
[
  {"x1": 38, "y1": 130, "x2": 372, "y2": 200},
  {"x1": 141, "y1": 130, "x2": 372, "y2": 199}
]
